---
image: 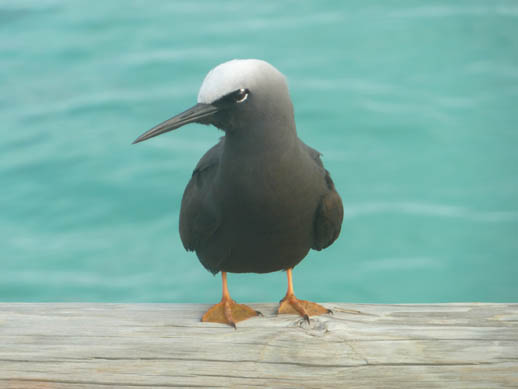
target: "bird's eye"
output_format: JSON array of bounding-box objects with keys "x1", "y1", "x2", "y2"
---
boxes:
[{"x1": 235, "y1": 88, "x2": 249, "y2": 104}]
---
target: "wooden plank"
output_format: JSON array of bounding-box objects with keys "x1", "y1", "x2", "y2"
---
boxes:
[{"x1": 0, "y1": 303, "x2": 517, "y2": 388}]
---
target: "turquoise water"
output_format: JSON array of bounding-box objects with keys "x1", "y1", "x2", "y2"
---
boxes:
[{"x1": 1, "y1": 1, "x2": 517, "y2": 304}]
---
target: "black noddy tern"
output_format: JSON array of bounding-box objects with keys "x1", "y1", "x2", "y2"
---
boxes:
[{"x1": 134, "y1": 59, "x2": 343, "y2": 327}]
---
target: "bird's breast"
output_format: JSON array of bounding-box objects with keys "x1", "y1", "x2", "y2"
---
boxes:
[{"x1": 215, "y1": 150, "x2": 323, "y2": 234}]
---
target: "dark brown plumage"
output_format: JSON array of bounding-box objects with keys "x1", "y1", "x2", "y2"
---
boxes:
[{"x1": 179, "y1": 138, "x2": 343, "y2": 274}]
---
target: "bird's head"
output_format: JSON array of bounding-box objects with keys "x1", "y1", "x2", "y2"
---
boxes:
[{"x1": 133, "y1": 59, "x2": 295, "y2": 144}]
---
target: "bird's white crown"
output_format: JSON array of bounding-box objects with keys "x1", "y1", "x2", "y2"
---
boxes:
[{"x1": 197, "y1": 59, "x2": 284, "y2": 104}]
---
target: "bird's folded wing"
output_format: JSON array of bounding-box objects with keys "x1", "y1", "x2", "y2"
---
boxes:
[
  {"x1": 312, "y1": 170, "x2": 344, "y2": 251},
  {"x1": 301, "y1": 141, "x2": 324, "y2": 168},
  {"x1": 179, "y1": 140, "x2": 223, "y2": 252}
]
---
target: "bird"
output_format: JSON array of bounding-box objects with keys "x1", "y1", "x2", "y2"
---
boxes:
[{"x1": 133, "y1": 59, "x2": 343, "y2": 328}]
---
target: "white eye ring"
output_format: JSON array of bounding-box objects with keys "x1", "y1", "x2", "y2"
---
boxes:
[{"x1": 236, "y1": 89, "x2": 248, "y2": 103}]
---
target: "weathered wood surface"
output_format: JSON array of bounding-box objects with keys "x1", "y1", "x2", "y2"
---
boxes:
[{"x1": 0, "y1": 303, "x2": 517, "y2": 388}]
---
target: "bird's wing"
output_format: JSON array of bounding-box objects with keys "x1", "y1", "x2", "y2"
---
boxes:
[
  {"x1": 302, "y1": 143, "x2": 344, "y2": 251},
  {"x1": 313, "y1": 170, "x2": 343, "y2": 250},
  {"x1": 301, "y1": 142, "x2": 324, "y2": 168},
  {"x1": 179, "y1": 138, "x2": 223, "y2": 252}
]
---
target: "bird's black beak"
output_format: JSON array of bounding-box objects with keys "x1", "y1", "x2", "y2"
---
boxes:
[{"x1": 133, "y1": 103, "x2": 218, "y2": 144}]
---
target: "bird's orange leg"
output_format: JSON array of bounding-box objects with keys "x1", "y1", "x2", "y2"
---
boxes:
[
  {"x1": 201, "y1": 272, "x2": 261, "y2": 328},
  {"x1": 278, "y1": 268, "x2": 331, "y2": 322}
]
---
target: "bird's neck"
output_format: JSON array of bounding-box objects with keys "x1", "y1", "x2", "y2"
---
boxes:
[
  {"x1": 219, "y1": 124, "x2": 301, "y2": 196},
  {"x1": 224, "y1": 120, "x2": 297, "y2": 156}
]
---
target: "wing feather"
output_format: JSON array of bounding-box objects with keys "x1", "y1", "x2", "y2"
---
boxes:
[
  {"x1": 179, "y1": 139, "x2": 223, "y2": 252},
  {"x1": 313, "y1": 169, "x2": 343, "y2": 251}
]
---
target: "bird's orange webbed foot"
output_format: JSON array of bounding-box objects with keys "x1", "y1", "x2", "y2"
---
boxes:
[
  {"x1": 202, "y1": 297, "x2": 260, "y2": 328},
  {"x1": 277, "y1": 268, "x2": 331, "y2": 322},
  {"x1": 201, "y1": 271, "x2": 261, "y2": 328},
  {"x1": 278, "y1": 294, "x2": 331, "y2": 322}
]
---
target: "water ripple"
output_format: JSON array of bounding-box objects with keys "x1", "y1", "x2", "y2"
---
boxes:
[{"x1": 343, "y1": 202, "x2": 518, "y2": 222}]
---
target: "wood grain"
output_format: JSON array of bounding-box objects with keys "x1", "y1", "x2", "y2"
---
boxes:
[{"x1": 1, "y1": 303, "x2": 517, "y2": 388}]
